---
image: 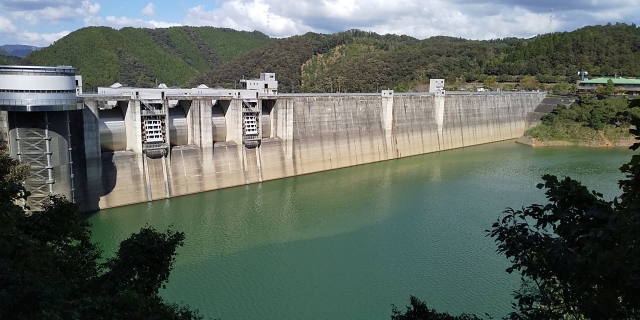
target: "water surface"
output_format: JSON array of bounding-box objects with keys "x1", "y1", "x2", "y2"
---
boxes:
[{"x1": 89, "y1": 141, "x2": 633, "y2": 319}]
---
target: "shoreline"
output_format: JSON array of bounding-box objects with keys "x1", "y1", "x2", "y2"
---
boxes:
[{"x1": 516, "y1": 135, "x2": 636, "y2": 148}]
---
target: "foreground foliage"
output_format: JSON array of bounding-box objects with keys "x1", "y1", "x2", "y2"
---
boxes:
[
  {"x1": 0, "y1": 150, "x2": 200, "y2": 319},
  {"x1": 392, "y1": 296, "x2": 482, "y2": 320}
]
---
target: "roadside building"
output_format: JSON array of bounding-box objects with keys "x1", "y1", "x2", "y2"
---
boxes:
[{"x1": 577, "y1": 77, "x2": 640, "y2": 95}]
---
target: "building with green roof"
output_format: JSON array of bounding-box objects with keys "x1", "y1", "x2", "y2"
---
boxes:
[{"x1": 577, "y1": 77, "x2": 640, "y2": 94}]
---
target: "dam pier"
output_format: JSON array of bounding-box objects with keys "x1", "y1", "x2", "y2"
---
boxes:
[{"x1": 0, "y1": 66, "x2": 546, "y2": 211}]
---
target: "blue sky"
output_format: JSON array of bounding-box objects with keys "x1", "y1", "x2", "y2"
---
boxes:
[{"x1": 1, "y1": 0, "x2": 639, "y2": 47}]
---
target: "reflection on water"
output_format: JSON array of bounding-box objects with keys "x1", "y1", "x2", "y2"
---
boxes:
[{"x1": 89, "y1": 141, "x2": 633, "y2": 319}]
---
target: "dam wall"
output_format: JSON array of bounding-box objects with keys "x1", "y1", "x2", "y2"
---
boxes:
[
  {"x1": 2, "y1": 90, "x2": 545, "y2": 211},
  {"x1": 257, "y1": 92, "x2": 541, "y2": 180}
]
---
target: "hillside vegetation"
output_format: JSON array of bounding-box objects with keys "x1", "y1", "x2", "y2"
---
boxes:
[
  {"x1": 20, "y1": 23, "x2": 640, "y2": 93},
  {"x1": 190, "y1": 30, "x2": 420, "y2": 91},
  {"x1": 525, "y1": 95, "x2": 639, "y2": 145},
  {"x1": 196, "y1": 23, "x2": 640, "y2": 93},
  {"x1": 0, "y1": 48, "x2": 20, "y2": 65},
  {"x1": 23, "y1": 26, "x2": 272, "y2": 91}
]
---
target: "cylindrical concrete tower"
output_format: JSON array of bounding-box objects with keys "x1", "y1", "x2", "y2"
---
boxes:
[{"x1": 0, "y1": 65, "x2": 84, "y2": 210}]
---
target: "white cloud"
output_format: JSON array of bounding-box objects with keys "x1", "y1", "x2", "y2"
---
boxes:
[
  {"x1": 85, "y1": 16, "x2": 181, "y2": 29},
  {"x1": 185, "y1": 1, "x2": 301, "y2": 37},
  {"x1": 4, "y1": 0, "x2": 640, "y2": 47},
  {"x1": 141, "y1": 2, "x2": 155, "y2": 17},
  {"x1": 183, "y1": 0, "x2": 640, "y2": 40},
  {"x1": 17, "y1": 30, "x2": 71, "y2": 46},
  {"x1": 9, "y1": 0, "x2": 100, "y2": 25},
  {"x1": 0, "y1": 16, "x2": 18, "y2": 33}
]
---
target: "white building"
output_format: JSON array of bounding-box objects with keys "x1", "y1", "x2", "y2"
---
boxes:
[{"x1": 240, "y1": 73, "x2": 278, "y2": 94}]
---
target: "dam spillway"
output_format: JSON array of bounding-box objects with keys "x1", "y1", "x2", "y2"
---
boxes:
[{"x1": 0, "y1": 67, "x2": 546, "y2": 211}]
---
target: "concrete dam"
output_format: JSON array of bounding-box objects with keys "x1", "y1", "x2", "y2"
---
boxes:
[{"x1": 0, "y1": 66, "x2": 546, "y2": 211}]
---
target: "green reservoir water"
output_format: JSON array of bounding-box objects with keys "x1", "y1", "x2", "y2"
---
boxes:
[{"x1": 88, "y1": 141, "x2": 633, "y2": 319}]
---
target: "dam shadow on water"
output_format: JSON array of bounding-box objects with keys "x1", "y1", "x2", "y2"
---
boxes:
[{"x1": 88, "y1": 140, "x2": 634, "y2": 319}]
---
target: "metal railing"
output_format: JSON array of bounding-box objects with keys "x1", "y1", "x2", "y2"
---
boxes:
[
  {"x1": 0, "y1": 98, "x2": 80, "y2": 106},
  {"x1": 143, "y1": 142, "x2": 167, "y2": 150},
  {"x1": 141, "y1": 109, "x2": 165, "y2": 115}
]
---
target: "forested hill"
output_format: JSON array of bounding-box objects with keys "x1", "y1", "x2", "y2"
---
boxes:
[
  {"x1": 21, "y1": 23, "x2": 640, "y2": 92},
  {"x1": 0, "y1": 48, "x2": 20, "y2": 65},
  {"x1": 188, "y1": 30, "x2": 422, "y2": 91},
  {"x1": 195, "y1": 23, "x2": 640, "y2": 93},
  {"x1": 22, "y1": 26, "x2": 272, "y2": 91}
]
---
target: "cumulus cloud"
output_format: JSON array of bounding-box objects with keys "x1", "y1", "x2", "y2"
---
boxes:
[
  {"x1": 17, "y1": 30, "x2": 70, "y2": 46},
  {"x1": 0, "y1": 16, "x2": 18, "y2": 33},
  {"x1": 4, "y1": 0, "x2": 640, "y2": 47},
  {"x1": 183, "y1": 0, "x2": 640, "y2": 40},
  {"x1": 186, "y1": 1, "x2": 300, "y2": 37},
  {"x1": 141, "y1": 2, "x2": 155, "y2": 17},
  {"x1": 85, "y1": 16, "x2": 180, "y2": 29},
  {"x1": 7, "y1": 0, "x2": 100, "y2": 25},
  {"x1": 183, "y1": 0, "x2": 538, "y2": 39}
]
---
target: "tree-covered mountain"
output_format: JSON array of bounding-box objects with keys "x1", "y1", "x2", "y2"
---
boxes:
[
  {"x1": 189, "y1": 29, "x2": 421, "y2": 91},
  {"x1": 21, "y1": 23, "x2": 640, "y2": 92},
  {"x1": 193, "y1": 23, "x2": 640, "y2": 93},
  {"x1": 22, "y1": 26, "x2": 272, "y2": 91}
]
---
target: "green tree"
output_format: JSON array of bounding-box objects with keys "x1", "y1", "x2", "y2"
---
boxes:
[
  {"x1": 518, "y1": 75, "x2": 541, "y2": 91},
  {"x1": 0, "y1": 149, "x2": 201, "y2": 319},
  {"x1": 483, "y1": 76, "x2": 497, "y2": 91},
  {"x1": 595, "y1": 79, "x2": 615, "y2": 99},
  {"x1": 551, "y1": 81, "x2": 569, "y2": 94}
]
